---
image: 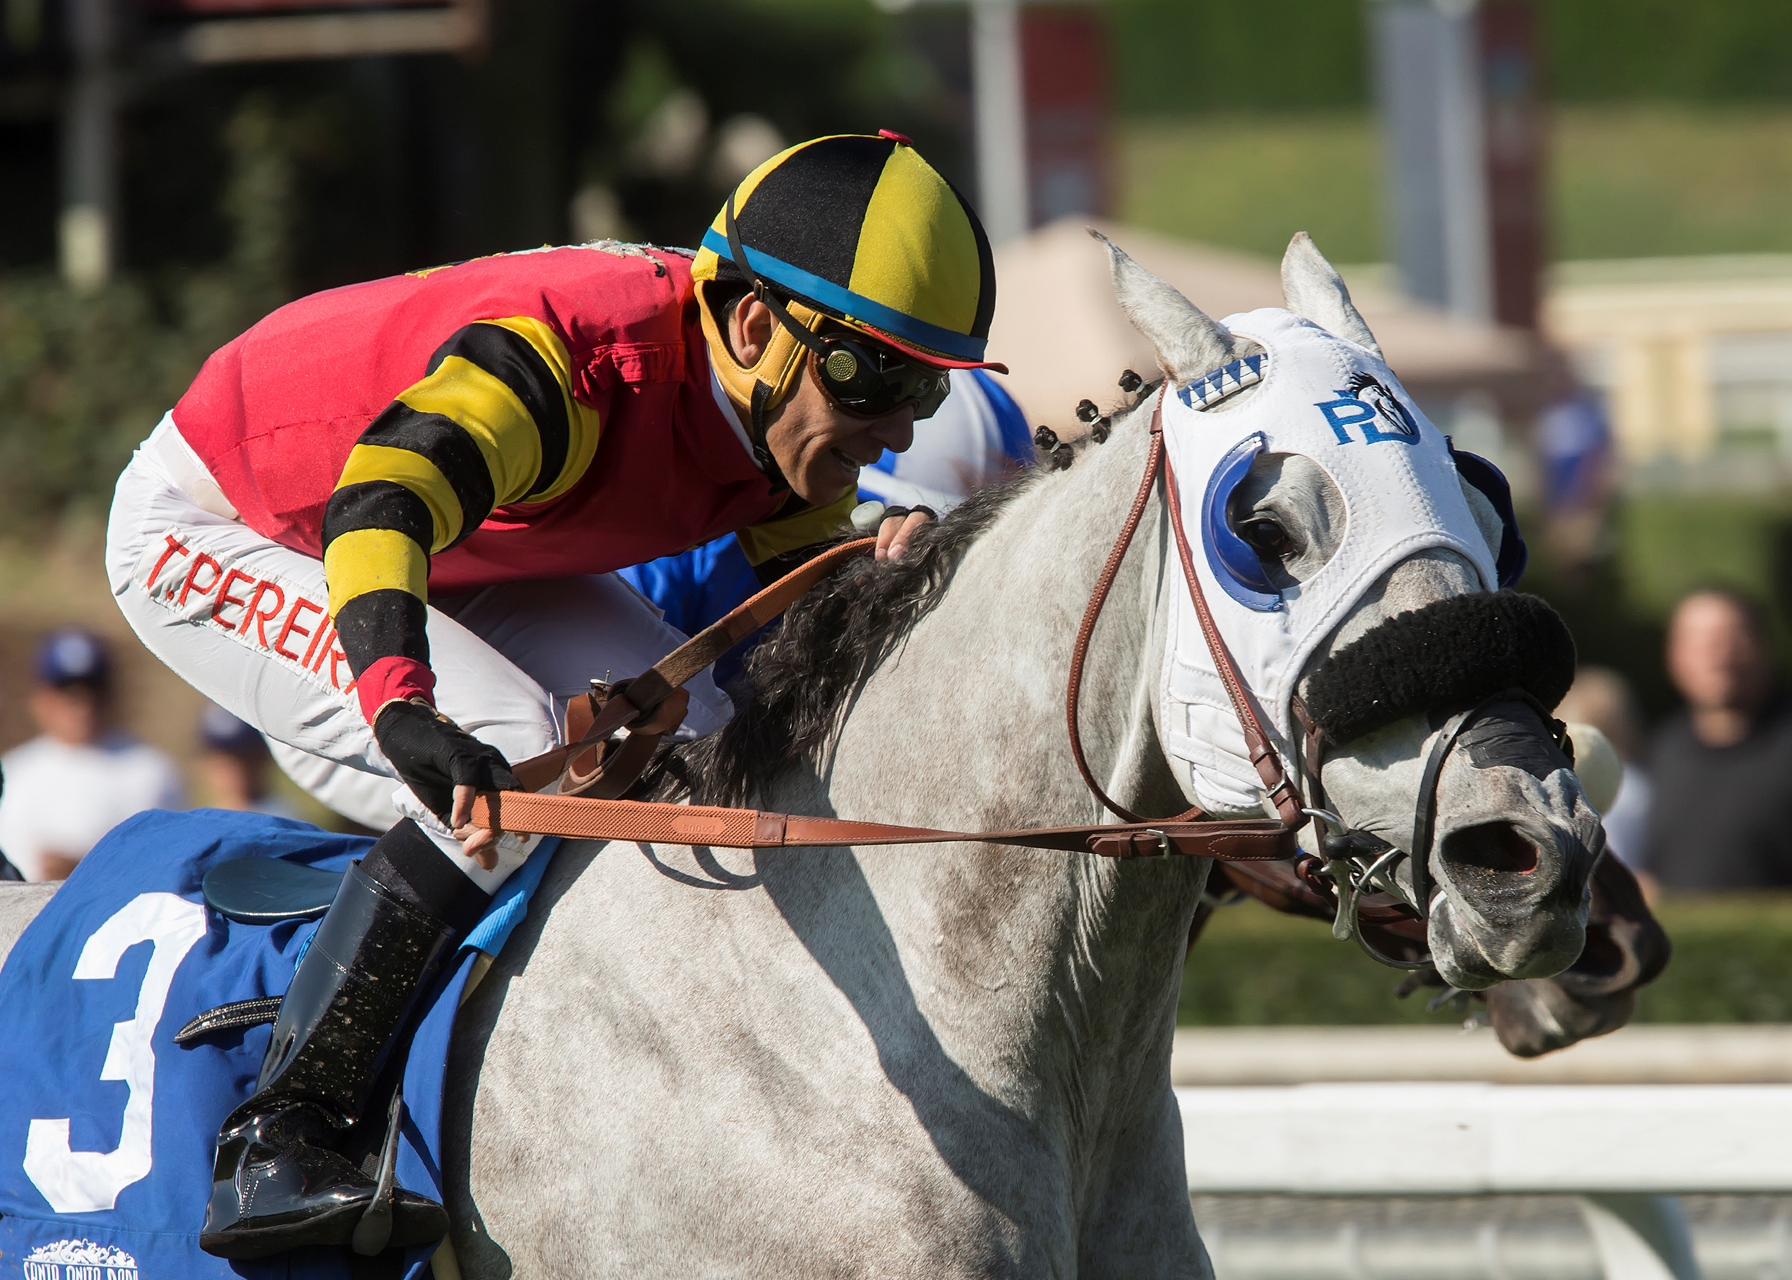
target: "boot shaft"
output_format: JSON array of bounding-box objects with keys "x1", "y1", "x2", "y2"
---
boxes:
[{"x1": 257, "y1": 861, "x2": 458, "y2": 1120}]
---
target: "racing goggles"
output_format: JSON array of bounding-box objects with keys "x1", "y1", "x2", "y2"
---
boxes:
[{"x1": 808, "y1": 326, "x2": 950, "y2": 421}]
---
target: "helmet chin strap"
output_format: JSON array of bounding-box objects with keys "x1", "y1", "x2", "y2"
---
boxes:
[
  {"x1": 718, "y1": 192, "x2": 851, "y2": 496},
  {"x1": 746, "y1": 381, "x2": 786, "y2": 493},
  {"x1": 694, "y1": 284, "x2": 802, "y2": 493}
]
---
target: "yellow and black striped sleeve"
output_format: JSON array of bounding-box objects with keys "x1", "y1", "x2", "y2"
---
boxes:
[
  {"x1": 323, "y1": 317, "x2": 602, "y2": 688},
  {"x1": 735, "y1": 486, "x2": 861, "y2": 586}
]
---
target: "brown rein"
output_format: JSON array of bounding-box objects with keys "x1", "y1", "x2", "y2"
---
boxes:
[
  {"x1": 505, "y1": 537, "x2": 883, "y2": 798},
  {"x1": 474, "y1": 389, "x2": 1305, "y2": 863}
]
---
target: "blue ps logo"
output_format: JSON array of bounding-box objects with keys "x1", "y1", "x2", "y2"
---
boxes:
[{"x1": 1315, "y1": 373, "x2": 1420, "y2": 445}]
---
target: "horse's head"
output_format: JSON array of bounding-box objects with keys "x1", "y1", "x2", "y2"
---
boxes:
[{"x1": 1102, "y1": 231, "x2": 1601, "y2": 991}]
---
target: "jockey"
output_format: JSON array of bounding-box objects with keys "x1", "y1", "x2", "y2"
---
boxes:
[{"x1": 103, "y1": 131, "x2": 1001, "y2": 1259}]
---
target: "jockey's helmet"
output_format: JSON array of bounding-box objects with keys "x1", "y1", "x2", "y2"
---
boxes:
[{"x1": 693, "y1": 131, "x2": 1005, "y2": 430}]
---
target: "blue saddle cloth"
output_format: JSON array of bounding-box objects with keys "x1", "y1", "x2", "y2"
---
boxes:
[{"x1": 0, "y1": 809, "x2": 555, "y2": 1280}]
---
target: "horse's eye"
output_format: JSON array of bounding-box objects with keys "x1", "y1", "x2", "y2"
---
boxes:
[{"x1": 1237, "y1": 518, "x2": 1295, "y2": 560}]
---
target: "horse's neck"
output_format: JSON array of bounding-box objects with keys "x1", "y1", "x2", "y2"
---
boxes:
[
  {"x1": 767, "y1": 409, "x2": 1206, "y2": 1147},
  {"x1": 811, "y1": 409, "x2": 1180, "y2": 827}
]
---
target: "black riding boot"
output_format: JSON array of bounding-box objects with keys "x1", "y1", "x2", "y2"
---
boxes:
[{"x1": 200, "y1": 843, "x2": 469, "y2": 1260}]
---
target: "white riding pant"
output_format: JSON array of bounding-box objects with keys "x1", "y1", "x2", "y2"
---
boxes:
[{"x1": 105, "y1": 415, "x2": 734, "y2": 891}]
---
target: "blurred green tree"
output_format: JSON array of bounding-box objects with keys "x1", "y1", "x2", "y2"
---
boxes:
[
  {"x1": 1110, "y1": 0, "x2": 1792, "y2": 116},
  {"x1": 0, "y1": 93, "x2": 296, "y2": 534}
]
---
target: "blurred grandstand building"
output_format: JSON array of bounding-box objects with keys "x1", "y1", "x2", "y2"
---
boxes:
[{"x1": 1545, "y1": 258, "x2": 1792, "y2": 490}]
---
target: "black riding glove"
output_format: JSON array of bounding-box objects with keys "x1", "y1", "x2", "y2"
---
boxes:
[{"x1": 372, "y1": 699, "x2": 520, "y2": 825}]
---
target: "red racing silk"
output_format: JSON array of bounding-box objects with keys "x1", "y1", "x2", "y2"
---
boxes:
[
  {"x1": 171, "y1": 245, "x2": 846, "y2": 720},
  {"x1": 172, "y1": 245, "x2": 811, "y2": 595}
]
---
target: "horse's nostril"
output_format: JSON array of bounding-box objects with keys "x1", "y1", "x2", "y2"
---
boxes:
[{"x1": 1442, "y1": 822, "x2": 1540, "y2": 875}]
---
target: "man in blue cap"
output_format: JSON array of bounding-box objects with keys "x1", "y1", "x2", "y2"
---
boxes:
[
  {"x1": 0, "y1": 629, "x2": 184, "y2": 880},
  {"x1": 197, "y1": 704, "x2": 302, "y2": 820}
]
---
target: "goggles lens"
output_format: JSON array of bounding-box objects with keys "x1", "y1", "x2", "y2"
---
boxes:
[{"x1": 811, "y1": 331, "x2": 950, "y2": 421}]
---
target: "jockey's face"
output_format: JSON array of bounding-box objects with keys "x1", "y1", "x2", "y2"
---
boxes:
[
  {"x1": 763, "y1": 363, "x2": 917, "y2": 506},
  {"x1": 729, "y1": 295, "x2": 918, "y2": 506}
]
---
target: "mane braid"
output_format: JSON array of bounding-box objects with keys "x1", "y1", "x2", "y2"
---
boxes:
[{"x1": 641, "y1": 467, "x2": 1045, "y2": 808}]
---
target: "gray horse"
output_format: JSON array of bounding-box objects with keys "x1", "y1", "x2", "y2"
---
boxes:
[{"x1": 0, "y1": 235, "x2": 1602, "y2": 1278}]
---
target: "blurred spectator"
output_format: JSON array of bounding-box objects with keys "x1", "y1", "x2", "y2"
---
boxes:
[
  {"x1": 1557, "y1": 666, "x2": 1653, "y2": 877},
  {"x1": 1645, "y1": 589, "x2": 1792, "y2": 889},
  {"x1": 0, "y1": 629, "x2": 184, "y2": 881},
  {"x1": 1533, "y1": 350, "x2": 1615, "y2": 571},
  {"x1": 197, "y1": 704, "x2": 301, "y2": 819},
  {"x1": 0, "y1": 770, "x2": 19, "y2": 882}
]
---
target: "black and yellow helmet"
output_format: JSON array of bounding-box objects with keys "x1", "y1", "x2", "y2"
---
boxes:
[{"x1": 694, "y1": 131, "x2": 1002, "y2": 422}]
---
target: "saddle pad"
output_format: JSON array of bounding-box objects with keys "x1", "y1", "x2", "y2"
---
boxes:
[{"x1": 0, "y1": 809, "x2": 557, "y2": 1280}]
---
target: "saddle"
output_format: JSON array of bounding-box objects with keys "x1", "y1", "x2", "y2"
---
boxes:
[
  {"x1": 170, "y1": 861, "x2": 352, "y2": 1049},
  {"x1": 201, "y1": 857, "x2": 342, "y2": 923}
]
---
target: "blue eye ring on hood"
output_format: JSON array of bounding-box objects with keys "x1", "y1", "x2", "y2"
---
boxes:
[
  {"x1": 1447, "y1": 441, "x2": 1527, "y2": 589},
  {"x1": 1201, "y1": 433, "x2": 1283, "y2": 612}
]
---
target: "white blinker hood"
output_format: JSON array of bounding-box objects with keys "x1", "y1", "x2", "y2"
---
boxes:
[{"x1": 1159, "y1": 308, "x2": 1500, "y2": 817}]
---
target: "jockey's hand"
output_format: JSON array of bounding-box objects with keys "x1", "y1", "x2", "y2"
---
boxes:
[
  {"x1": 451, "y1": 787, "x2": 501, "y2": 870},
  {"x1": 875, "y1": 504, "x2": 934, "y2": 562},
  {"x1": 374, "y1": 698, "x2": 518, "y2": 867}
]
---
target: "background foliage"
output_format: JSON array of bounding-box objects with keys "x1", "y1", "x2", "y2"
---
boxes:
[
  {"x1": 1182, "y1": 895, "x2": 1792, "y2": 1025},
  {"x1": 1119, "y1": 106, "x2": 1792, "y2": 265},
  {"x1": 1520, "y1": 493, "x2": 1792, "y2": 719},
  {"x1": 0, "y1": 97, "x2": 291, "y2": 532},
  {"x1": 1110, "y1": 0, "x2": 1792, "y2": 114}
]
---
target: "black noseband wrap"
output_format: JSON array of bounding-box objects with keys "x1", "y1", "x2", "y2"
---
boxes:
[{"x1": 1303, "y1": 591, "x2": 1577, "y2": 746}]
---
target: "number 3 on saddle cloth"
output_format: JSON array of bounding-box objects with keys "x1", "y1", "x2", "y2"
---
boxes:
[{"x1": 0, "y1": 809, "x2": 556, "y2": 1280}]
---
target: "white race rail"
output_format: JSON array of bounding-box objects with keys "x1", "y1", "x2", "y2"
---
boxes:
[
  {"x1": 1177, "y1": 1076, "x2": 1792, "y2": 1279},
  {"x1": 1179, "y1": 1084, "x2": 1792, "y2": 1197}
]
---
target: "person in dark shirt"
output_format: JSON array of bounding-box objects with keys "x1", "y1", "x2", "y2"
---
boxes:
[{"x1": 1646, "y1": 588, "x2": 1792, "y2": 889}]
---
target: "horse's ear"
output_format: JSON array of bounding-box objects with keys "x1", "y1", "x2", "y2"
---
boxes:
[
  {"x1": 1091, "y1": 228, "x2": 1260, "y2": 383},
  {"x1": 1280, "y1": 232, "x2": 1382, "y2": 357}
]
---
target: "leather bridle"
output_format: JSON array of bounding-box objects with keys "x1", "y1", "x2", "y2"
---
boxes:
[
  {"x1": 1065, "y1": 388, "x2": 1305, "y2": 830},
  {"x1": 1286, "y1": 682, "x2": 1577, "y2": 971},
  {"x1": 472, "y1": 387, "x2": 1518, "y2": 967}
]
